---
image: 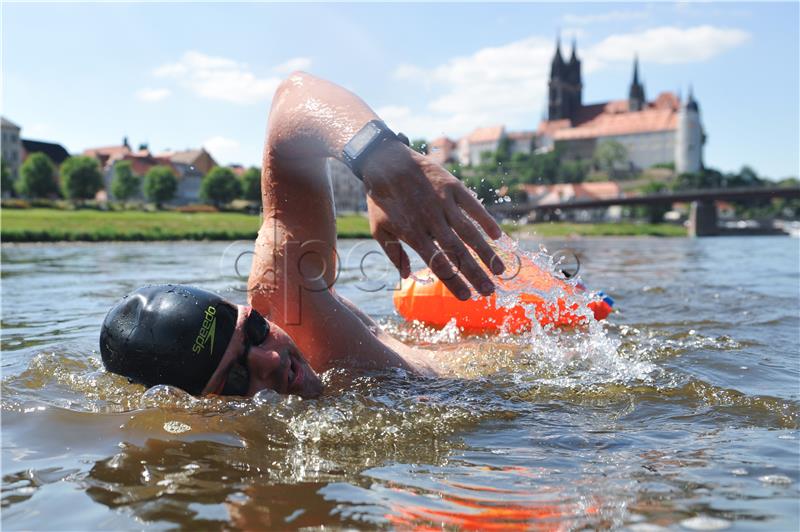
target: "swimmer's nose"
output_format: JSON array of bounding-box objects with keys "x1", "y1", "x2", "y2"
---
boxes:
[{"x1": 250, "y1": 346, "x2": 284, "y2": 379}]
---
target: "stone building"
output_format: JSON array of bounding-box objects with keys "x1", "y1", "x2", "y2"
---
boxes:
[
  {"x1": 536, "y1": 39, "x2": 705, "y2": 174},
  {"x1": 1, "y1": 117, "x2": 23, "y2": 181},
  {"x1": 327, "y1": 158, "x2": 367, "y2": 213}
]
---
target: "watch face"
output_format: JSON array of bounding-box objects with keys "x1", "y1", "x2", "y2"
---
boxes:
[{"x1": 345, "y1": 121, "x2": 382, "y2": 159}]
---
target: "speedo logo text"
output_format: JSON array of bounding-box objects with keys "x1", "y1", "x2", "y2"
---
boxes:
[{"x1": 193, "y1": 306, "x2": 217, "y2": 354}]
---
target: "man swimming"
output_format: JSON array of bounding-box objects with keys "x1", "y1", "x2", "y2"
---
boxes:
[{"x1": 100, "y1": 72, "x2": 506, "y2": 398}]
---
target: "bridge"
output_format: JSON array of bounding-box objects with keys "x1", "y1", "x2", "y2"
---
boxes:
[{"x1": 489, "y1": 186, "x2": 800, "y2": 236}]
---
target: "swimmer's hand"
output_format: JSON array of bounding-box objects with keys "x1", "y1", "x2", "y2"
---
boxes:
[{"x1": 361, "y1": 139, "x2": 505, "y2": 301}]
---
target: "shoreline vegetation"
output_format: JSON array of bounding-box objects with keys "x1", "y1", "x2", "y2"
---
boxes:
[{"x1": 1, "y1": 208, "x2": 687, "y2": 242}]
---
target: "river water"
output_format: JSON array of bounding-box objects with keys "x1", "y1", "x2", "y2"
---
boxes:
[{"x1": 1, "y1": 236, "x2": 798, "y2": 530}]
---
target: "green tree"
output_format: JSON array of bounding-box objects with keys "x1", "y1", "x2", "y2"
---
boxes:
[
  {"x1": 144, "y1": 165, "x2": 177, "y2": 207},
  {"x1": 60, "y1": 156, "x2": 103, "y2": 201},
  {"x1": 592, "y1": 140, "x2": 628, "y2": 178},
  {"x1": 530, "y1": 150, "x2": 560, "y2": 184},
  {"x1": 110, "y1": 160, "x2": 141, "y2": 201},
  {"x1": 17, "y1": 152, "x2": 59, "y2": 198},
  {"x1": 557, "y1": 159, "x2": 589, "y2": 183},
  {"x1": 410, "y1": 138, "x2": 428, "y2": 155},
  {"x1": 200, "y1": 166, "x2": 241, "y2": 206},
  {"x1": 1, "y1": 158, "x2": 13, "y2": 197},
  {"x1": 239, "y1": 167, "x2": 261, "y2": 201},
  {"x1": 494, "y1": 136, "x2": 511, "y2": 164},
  {"x1": 637, "y1": 180, "x2": 671, "y2": 223}
]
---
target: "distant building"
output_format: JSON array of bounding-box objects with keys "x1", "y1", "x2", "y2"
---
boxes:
[
  {"x1": 157, "y1": 148, "x2": 217, "y2": 176},
  {"x1": 428, "y1": 136, "x2": 458, "y2": 166},
  {"x1": 83, "y1": 137, "x2": 133, "y2": 169},
  {"x1": 537, "y1": 39, "x2": 704, "y2": 174},
  {"x1": 507, "y1": 131, "x2": 536, "y2": 157},
  {"x1": 519, "y1": 180, "x2": 623, "y2": 222},
  {"x1": 458, "y1": 125, "x2": 505, "y2": 166},
  {"x1": 22, "y1": 139, "x2": 70, "y2": 166},
  {"x1": 85, "y1": 140, "x2": 219, "y2": 204},
  {"x1": 1, "y1": 117, "x2": 23, "y2": 180},
  {"x1": 327, "y1": 158, "x2": 366, "y2": 213},
  {"x1": 429, "y1": 127, "x2": 535, "y2": 168}
]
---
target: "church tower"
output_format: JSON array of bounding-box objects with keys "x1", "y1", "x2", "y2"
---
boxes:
[
  {"x1": 675, "y1": 86, "x2": 704, "y2": 174},
  {"x1": 548, "y1": 37, "x2": 582, "y2": 121},
  {"x1": 628, "y1": 56, "x2": 646, "y2": 111}
]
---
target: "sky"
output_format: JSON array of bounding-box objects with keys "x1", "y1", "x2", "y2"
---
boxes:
[{"x1": 2, "y1": 1, "x2": 798, "y2": 179}]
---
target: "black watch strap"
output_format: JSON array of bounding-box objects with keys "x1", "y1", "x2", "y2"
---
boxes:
[{"x1": 342, "y1": 120, "x2": 408, "y2": 181}]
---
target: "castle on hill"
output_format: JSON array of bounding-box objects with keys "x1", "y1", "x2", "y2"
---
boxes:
[
  {"x1": 428, "y1": 38, "x2": 706, "y2": 176},
  {"x1": 536, "y1": 38, "x2": 704, "y2": 174}
]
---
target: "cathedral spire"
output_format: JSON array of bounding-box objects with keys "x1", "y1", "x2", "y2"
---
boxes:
[
  {"x1": 685, "y1": 84, "x2": 699, "y2": 111},
  {"x1": 628, "y1": 55, "x2": 646, "y2": 112}
]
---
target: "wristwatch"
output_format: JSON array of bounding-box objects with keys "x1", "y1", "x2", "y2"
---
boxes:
[{"x1": 342, "y1": 120, "x2": 409, "y2": 181}]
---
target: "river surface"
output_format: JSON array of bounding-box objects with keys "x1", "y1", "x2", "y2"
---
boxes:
[{"x1": 1, "y1": 236, "x2": 798, "y2": 530}]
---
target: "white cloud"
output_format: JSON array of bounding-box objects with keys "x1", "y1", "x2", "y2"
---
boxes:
[
  {"x1": 203, "y1": 136, "x2": 242, "y2": 164},
  {"x1": 273, "y1": 56, "x2": 312, "y2": 74},
  {"x1": 563, "y1": 10, "x2": 649, "y2": 26},
  {"x1": 388, "y1": 36, "x2": 553, "y2": 138},
  {"x1": 154, "y1": 51, "x2": 281, "y2": 105},
  {"x1": 135, "y1": 87, "x2": 171, "y2": 102},
  {"x1": 389, "y1": 25, "x2": 749, "y2": 139},
  {"x1": 584, "y1": 25, "x2": 750, "y2": 71}
]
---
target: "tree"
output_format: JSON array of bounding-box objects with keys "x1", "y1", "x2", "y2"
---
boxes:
[
  {"x1": 111, "y1": 161, "x2": 141, "y2": 201},
  {"x1": 557, "y1": 159, "x2": 589, "y2": 183},
  {"x1": 144, "y1": 165, "x2": 177, "y2": 207},
  {"x1": 530, "y1": 150, "x2": 560, "y2": 184},
  {"x1": 60, "y1": 156, "x2": 103, "y2": 201},
  {"x1": 494, "y1": 136, "x2": 511, "y2": 164},
  {"x1": 239, "y1": 167, "x2": 261, "y2": 201},
  {"x1": 637, "y1": 180, "x2": 670, "y2": 223},
  {"x1": 1, "y1": 158, "x2": 13, "y2": 197},
  {"x1": 200, "y1": 166, "x2": 241, "y2": 206},
  {"x1": 410, "y1": 138, "x2": 428, "y2": 155},
  {"x1": 592, "y1": 140, "x2": 628, "y2": 178},
  {"x1": 17, "y1": 152, "x2": 59, "y2": 198}
]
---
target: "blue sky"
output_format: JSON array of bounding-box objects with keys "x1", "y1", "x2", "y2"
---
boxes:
[{"x1": 3, "y1": 2, "x2": 798, "y2": 179}]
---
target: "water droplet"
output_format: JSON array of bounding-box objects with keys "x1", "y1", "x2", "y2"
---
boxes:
[
  {"x1": 679, "y1": 516, "x2": 731, "y2": 530},
  {"x1": 163, "y1": 421, "x2": 191, "y2": 434},
  {"x1": 758, "y1": 474, "x2": 792, "y2": 485}
]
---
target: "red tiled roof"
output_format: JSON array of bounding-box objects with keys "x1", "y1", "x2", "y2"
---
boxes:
[
  {"x1": 430, "y1": 136, "x2": 456, "y2": 149},
  {"x1": 519, "y1": 181, "x2": 622, "y2": 204},
  {"x1": 467, "y1": 125, "x2": 504, "y2": 143},
  {"x1": 538, "y1": 91, "x2": 681, "y2": 141},
  {"x1": 507, "y1": 130, "x2": 535, "y2": 140},
  {"x1": 83, "y1": 144, "x2": 131, "y2": 159},
  {"x1": 536, "y1": 118, "x2": 571, "y2": 137},
  {"x1": 113, "y1": 153, "x2": 177, "y2": 177},
  {"x1": 573, "y1": 181, "x2": 622, "y2": 200}
]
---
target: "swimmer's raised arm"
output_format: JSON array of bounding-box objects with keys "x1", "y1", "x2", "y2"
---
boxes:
[{"x1": 266, "y1": 71, "x2": 506, "y2": 299}]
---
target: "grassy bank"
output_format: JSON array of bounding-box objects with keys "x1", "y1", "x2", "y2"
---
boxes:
[
  {"x1": 1, "y1": 208, "x2": 372, "y2": 242},
  {"x1": 1, "y1": 208, "x2": 685, "y2": 242}
]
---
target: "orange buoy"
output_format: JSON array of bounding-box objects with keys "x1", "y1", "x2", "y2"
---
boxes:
[{"x1": 393, "y1": 263, "x2": 613, "y2": 334}]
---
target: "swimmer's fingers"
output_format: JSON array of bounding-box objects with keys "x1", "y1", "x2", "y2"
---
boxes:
[
  {"x1": 454, "y1": 185, "x2": 504, "y2": 240},
  {"x1": 430, "y1": 223, "x2": 494, "y2": 297},
  {"x1": 374, "y1": 227, "x2": 410, "y2": 279},
  {"x1": 446, "y1": 203, "x2": 504, "y2": 276},
  {"x1": 415, "y1": 238, "x2": 472, "y2": 301}
]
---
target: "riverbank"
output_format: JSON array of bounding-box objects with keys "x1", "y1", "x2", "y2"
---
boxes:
[
  {"x1": 1, "y1": 208, "x2": 686, "y2": 242},
  {"x1": 0, "y1": 208, "x2": 372, "y2": 242}
]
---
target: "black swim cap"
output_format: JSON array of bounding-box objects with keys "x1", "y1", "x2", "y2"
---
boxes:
[{"x1": 100, "y1": 285, "x2": 238, "y2": 395}]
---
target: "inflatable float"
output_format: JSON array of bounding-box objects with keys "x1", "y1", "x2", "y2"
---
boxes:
[{"x1": 394, "y1": 263, "x2": 613, "y2": 334}]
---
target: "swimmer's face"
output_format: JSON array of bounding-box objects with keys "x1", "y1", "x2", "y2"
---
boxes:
[{"x1": 202, "y1": 305, "x2": 323, "y2": 399}]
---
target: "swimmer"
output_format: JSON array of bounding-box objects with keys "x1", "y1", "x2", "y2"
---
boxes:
[{"x1": 100, "y1": 72, "x2": 506, "y2": 398}]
